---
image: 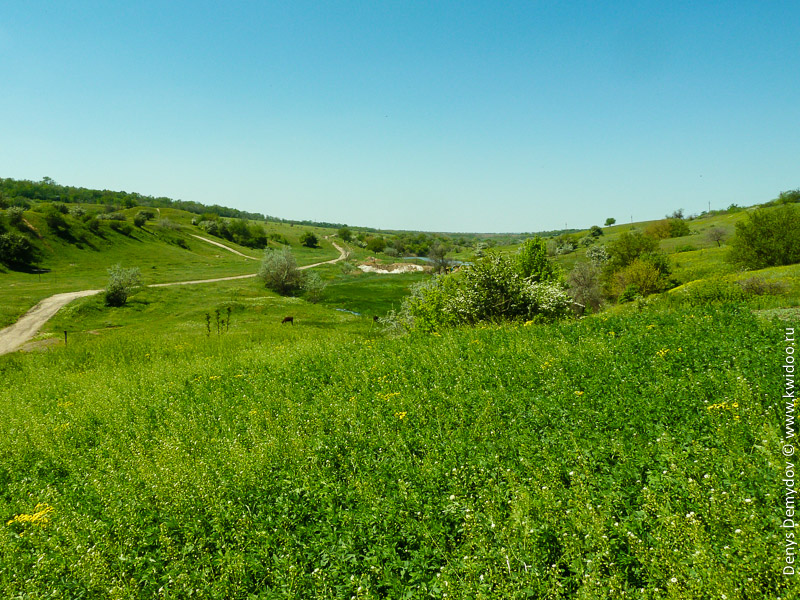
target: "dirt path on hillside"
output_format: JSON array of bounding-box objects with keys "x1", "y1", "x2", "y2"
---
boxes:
[
  {"x1": 0, "y1": 238, "x2": 349, "y2": 356},
  {"x1": 190, "y1": 234, "x2": 261, "y2": 260}
]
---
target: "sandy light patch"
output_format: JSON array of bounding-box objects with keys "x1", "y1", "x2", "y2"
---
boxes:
[{"x1": 358, "y1": 262, "x2": 428, "y2": 274}]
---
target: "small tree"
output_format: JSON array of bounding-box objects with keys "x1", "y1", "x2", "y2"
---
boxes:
[
  {"x1": 300, "y1": 231, "x2": 319, "y2": 248},
  {"x1": 706, "y1": 227, "x2": 727, "y2": 247},
  {"x1": 258, "y1": 247, "x2": 305, "y2": 295},
  {"x1": 428, "y1": 241, "x2": 453, "y2": 273},
  {"x1": 337, "y1": 227, "x2": 353, "y2": 242},
  {"x1": 366, "y1": 236, "x2": 386, "y2": 253},
  {"x1": 303, "y1": 271, "x2": 327, "y2": 303},
  {"x1": 604, "y1": 231, "x2": 658, "y2": 272},
  {"x1": 517, "y1": 237, "x2": 558, "y2": 282},
  {"x1": 604, "y1": 217, "x2": 616, "y2": 226},
  {"x1": 566, "y1": 262, "x2": 602, "y2": 312},
  {"x1": 105, "y1": 264, "x2": 141, "y2": 307}
]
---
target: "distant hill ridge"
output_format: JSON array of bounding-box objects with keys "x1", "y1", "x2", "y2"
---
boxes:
[{"x1": 0, "y1": 177, "x2": 347, "y2": 229}]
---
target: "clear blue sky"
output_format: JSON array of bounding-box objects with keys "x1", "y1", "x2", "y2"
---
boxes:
[{"x1": 2, "y1": 1, "x2": 798, "y2": 232}]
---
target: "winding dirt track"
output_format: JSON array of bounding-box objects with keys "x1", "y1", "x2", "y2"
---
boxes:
[{"x1": 0, "y1": 239, "x2": 348, "y2": 356}]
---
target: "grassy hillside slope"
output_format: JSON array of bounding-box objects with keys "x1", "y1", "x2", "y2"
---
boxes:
[{"x1": 0, "y1": 204, "x2": 340, "y2": 328}]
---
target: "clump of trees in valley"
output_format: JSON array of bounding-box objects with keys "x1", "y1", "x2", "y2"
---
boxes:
[{"x1": 195, "y1": 214, "x2": 269, "y2": 248}]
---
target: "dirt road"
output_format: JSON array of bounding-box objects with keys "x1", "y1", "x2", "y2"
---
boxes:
[{"x1": 0, "y1": 238, "x2": 348, "y2": 356}]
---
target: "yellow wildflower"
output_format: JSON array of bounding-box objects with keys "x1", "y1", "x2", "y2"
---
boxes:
[
  {"x1": 394, "y1": 411, "x2": 407, "y2": 420},
  {"x1": 7, "y1": 503, "x2": 54, "y2": 527}
]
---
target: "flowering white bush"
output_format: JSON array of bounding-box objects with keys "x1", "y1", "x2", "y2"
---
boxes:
[{"x1": 388, "y1": 239, "x2": 571, "y2": 332}]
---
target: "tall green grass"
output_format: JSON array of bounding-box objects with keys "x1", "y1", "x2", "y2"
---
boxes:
[{"x1": 0, "y1": 303, "x2": 786, "y2": 598}]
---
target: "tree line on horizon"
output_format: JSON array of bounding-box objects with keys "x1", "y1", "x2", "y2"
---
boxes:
[{"x1": 0, "y1": 177, "x2": 348, "y2": 229}]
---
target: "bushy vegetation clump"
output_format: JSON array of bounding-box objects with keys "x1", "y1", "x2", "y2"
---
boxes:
[
  {"x1": 391, "y1": 238, "x2": 570, "y2": 332},
  {"x1": 728, "y1": 204, "x2": 800, "y2": 269},
  {"x1": 0, "y1": 232, "x2": 38, "y2": 269},
  {"x1": 104, "y1": 264, "x2": 142, "y2": 307},
  {"x1": 197, "y1": 215, "x2": 269, "y2": 248},
  {"x1": 258, "y1": 246, "x2": 326, "y2": 301},
  {"x1": 300, "y1": 231, "x2": 320, "y2": 248}
]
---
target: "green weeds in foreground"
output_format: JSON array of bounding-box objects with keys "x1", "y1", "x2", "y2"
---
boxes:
[{"x1": 0, "y1": 305, "x2": 790, "y2": 598}]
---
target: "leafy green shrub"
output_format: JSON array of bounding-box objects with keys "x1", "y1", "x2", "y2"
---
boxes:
[
  {"x1": 365, "y1": 236, "x2": 385, "y2": 252},
  {"x1": 7, "y1": 206, "x2": 25, "y2": 227},
  {"x1": 198, "y1": 218, "x2": 229, "y2": 239},
  {"x1": 109, "y1": 221, "x2": 133, "y2": 236},
  {"x1": 680, "y1": 277, "x2": 746, "y2": 306},
  {"x1": 268, "y1": 232, "x2": 289, "y2": 245},
  {"x1": 612, "y1": 258, "x2": 668, "y2": 298},
  {"x1": 300, "y1": 231, "x2": 320, "y2": 248},
  {"x1": 44, "y1": 207, "x2": 69, "y2": 232},
  {"x1": 775, "y1": 188, "x2": 800, "y2": 205},
  {"x1": 105, "y1": 264, "x2": 142, "y2": 307},
  {"x1": 0, "y1": 232, "x2": 38, "y2": 268},
  {"x1": 156, "y1": 218, "x2": 180, "y2": 231},
  {"x1": 517, "y1": 236, "x2": 558, "y2": 281},
  {"x1": 605, "y1": 231, "x2": 658, "y2": 272},
  {"x1": 618, "y1": 283, "x2": 642, "y2": 303},
  {"x1": 736, "y1": 276, "x2": 785, "y2": 296},
  {"x1": 675, "y1": 244, "x2": 697, "y2": 253},
  {"x1": 728, "y1": 204, "x2": 800, "y2": 268},
  {"x1": 668, "y1": 218, "x2": 690, "y2": 237},
  {"x1": 134, "y1": 209, "x2": 156, "y2": 227},
  {"x1": 303, "y1": 271, "x2": 327, "y2": 303},
  {"x1": 644, "y1": 219, "x2": 673, "y2": 240}
]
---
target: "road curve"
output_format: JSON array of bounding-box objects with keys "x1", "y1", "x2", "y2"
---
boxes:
[{"x1": 0, "y1": 238, "x2": 349, "y2": 356}]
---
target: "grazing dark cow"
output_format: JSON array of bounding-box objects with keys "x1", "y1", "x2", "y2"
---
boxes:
[{"x1": 281, "y1": 316, "x2": 294, "y2": 325}]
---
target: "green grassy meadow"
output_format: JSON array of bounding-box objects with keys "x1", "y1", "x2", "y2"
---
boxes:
[{"x1": 0, "y1": 298, "x2": 791, "y2": 598}]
